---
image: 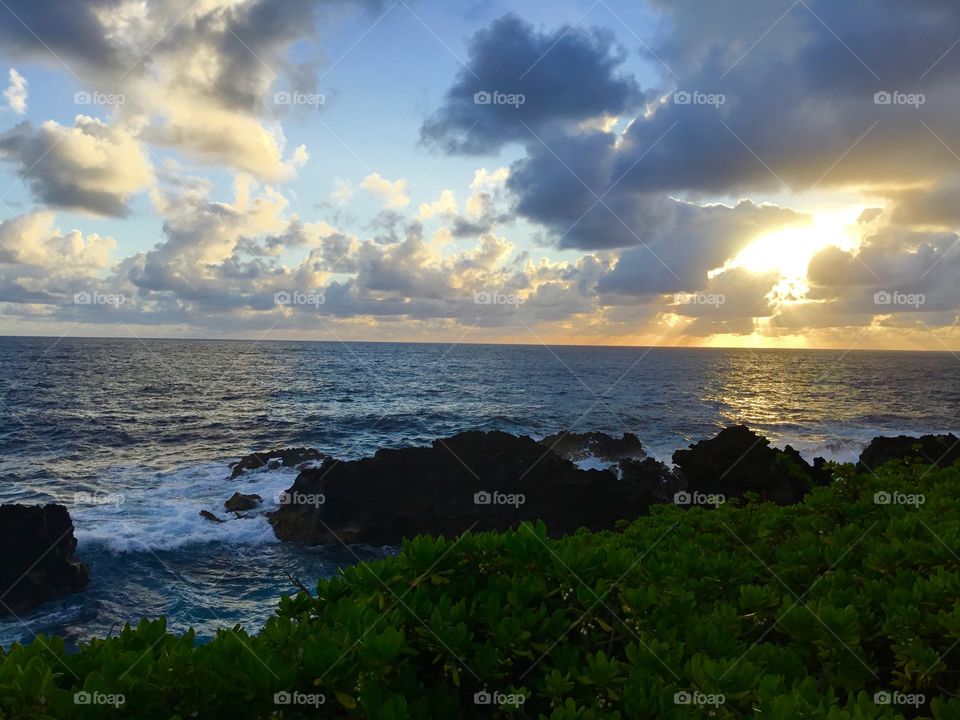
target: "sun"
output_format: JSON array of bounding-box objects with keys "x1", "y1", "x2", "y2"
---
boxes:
[{"x1": 714, "y1": 207, "x2": 864, "y2": 281}]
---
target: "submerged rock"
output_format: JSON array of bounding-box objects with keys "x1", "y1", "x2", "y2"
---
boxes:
[
  {"x1": 539, "y1": 431, "x2": 645, "y2": 462},
  {"x1": 0, "y1": 504, "x2": 89, "y2": 616},
  {"x1": 856, "y1": 433, "x2": 960, "y2": 473},
  {"x1": 229, "y1": 448, "x2": 326, "y2": 479},
  {"x1": 269, "y1": 430, "x2": 673, "y2": 545},
  {"x1": 224, "y1": 492, "x2": 263, "y2": 513},
  {"x1": 672, "y1": 425, "x2": 825, "y2": 505}
]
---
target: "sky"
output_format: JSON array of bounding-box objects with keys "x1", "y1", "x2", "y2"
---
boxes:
[{"x1": 0, "y1": 0, "x2": 959, "y2": 350}]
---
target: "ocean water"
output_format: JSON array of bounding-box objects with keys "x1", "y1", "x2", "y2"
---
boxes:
[{"x1": 1, "y1": 336, "x2": 958, "y2": 647}]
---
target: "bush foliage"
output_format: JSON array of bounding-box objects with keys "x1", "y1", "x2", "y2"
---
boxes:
[{"x1": 2, "y1": 460, "x2": 960, "y2": 718}]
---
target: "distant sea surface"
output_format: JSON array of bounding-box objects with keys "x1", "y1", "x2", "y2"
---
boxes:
[{"x1": 1, "y1": 337, "x2": 958, "y2": 646}]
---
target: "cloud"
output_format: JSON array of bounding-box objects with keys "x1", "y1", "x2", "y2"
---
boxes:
[
  {"x1": 421, "y1": 14, "x2": 642, "y2": 153},
  {"x1": 3, "y1": 68, "x2": 27, "y2": 114},
  {"x1": 0, "y1": 117, "x2": 153, "y2": 216},
  {"x1": 360, "y1": 173, "x2": 410, "y2": 209},
  {"x1": 417, "y1": 189, "x2": 457, "y2": 220}
]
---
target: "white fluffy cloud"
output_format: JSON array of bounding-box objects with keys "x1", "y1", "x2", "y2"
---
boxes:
[
  {"x1": 0, "y1": 116, "x2": 153, "y2": 216},
  {"x1": 360, "y1": 173, "x2": 410, "y2": 209},
  {"x1": 3, "y1": 68, "x2": 26, "y2": 114}
]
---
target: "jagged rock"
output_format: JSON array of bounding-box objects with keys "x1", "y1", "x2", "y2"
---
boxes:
[
  {"x1": 856, "y1": 434, "x2": 960, "y2": 473},
  {"x1": 618, "y1": 457, "x2": 682, "y2": 502},
  {"x1": 229, "y1": 448, "x2": 326, "y2": 479},
  {"x1": 269, "y1": 431, "x2": 672, "y2": 545},
  {"x1": 0, "y1": 504, "x2": 89, "y2": 616},
  {"x1": 539, "y1": 431, "x2": 645, "y2": 462},
  {"x1": 672, "y1": 425, "x2": 824, "y2": 505},
  {"x1": 224, "y1": 492, "x2": 262, "y2": 512},
  {"x1": 199, "y1": 510, "x2": 225, "y2": 524}
]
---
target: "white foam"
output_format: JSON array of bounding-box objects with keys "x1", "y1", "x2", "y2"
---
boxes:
[{"x1": 72, "y1": 462, "x2": 301, "y2": 554}]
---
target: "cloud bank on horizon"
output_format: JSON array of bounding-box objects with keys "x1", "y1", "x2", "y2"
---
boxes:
[{"x1": 0, "y1": 0, "x2": 958, "y2": 349}]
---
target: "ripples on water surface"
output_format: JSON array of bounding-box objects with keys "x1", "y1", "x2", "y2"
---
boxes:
[{"x1": 1, "y1": 337, "x2": 958, "y2": 645}]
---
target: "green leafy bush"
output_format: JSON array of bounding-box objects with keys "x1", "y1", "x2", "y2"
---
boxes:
[{"x1": 3, "y1": 460, "x2": 960, "y2": 718}]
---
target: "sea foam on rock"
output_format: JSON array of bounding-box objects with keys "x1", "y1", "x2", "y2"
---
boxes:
[
  {"x1": 229, "y1": 448, "x2": 327, "y2": 480},
  {"x1": 0, "y1": 504, "x2": 89, "y2": 615}
]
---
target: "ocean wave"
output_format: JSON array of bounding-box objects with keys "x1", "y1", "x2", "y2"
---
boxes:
[{"x1": 72, "y1": 463, "x2": 300, "y2": 554}]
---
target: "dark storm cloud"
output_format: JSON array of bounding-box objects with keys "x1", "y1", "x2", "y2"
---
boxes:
[
  {"x1": 0, "y1": 0, "x2": 127, "y2": 68},
  {"x1": 420, "y1": 14, "x2": 643, "y2": 153},
  {"x1": 597, "y1": 200, "x2": 808, "y2": 295},
  {"x1": 425, "y1": 1, "x2": 960, "y2": 264}
]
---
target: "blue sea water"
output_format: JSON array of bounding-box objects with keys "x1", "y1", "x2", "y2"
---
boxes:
[{"x1": 1, "y1": 336, "x2": 958, "y2": 647}]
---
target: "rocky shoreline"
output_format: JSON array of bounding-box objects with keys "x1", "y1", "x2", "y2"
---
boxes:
[
  {"x1": 5, "y1": 427, "x2": 958, "y2": 615},
  {"x1": 251, "y1": 427, "x2": 956, "y2": 546}
]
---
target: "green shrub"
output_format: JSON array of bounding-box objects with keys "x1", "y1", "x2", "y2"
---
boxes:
[{"x1": 2, "y1": 460, "x2": 960, "y2": 718}]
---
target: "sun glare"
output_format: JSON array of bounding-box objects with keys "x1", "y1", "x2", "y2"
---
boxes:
[{"x1": 715, "y1": 208, "x2": 864, "y2": 280}]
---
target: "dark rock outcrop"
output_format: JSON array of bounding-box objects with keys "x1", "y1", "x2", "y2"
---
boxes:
[
  {"x1": 672, "y1": 425, "x2": 825, "y2": 505},
  {"x1": 229, "y1": 448, "x2": 326, "y2": 479},
  {"x1": 269, "y1": 430, "x2": 673, "y2": 545},
  {"x1": 199, "y1": 510, "x2": 225, "y2": 524},
  {"x1": 0, "y1": 504, "x2": 89, "y2": 616},
  {"x1": 856, "y1": 434, "x2": 960, "y2": 473},
  {"x1": 224, "y1": 492, "x2": 262, "y2": 512},
  {"x1": 539, "y1": 431, "x2": 645, "y2": 462}
]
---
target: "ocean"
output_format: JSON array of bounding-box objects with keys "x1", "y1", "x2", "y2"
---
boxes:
[{"x1": 1, "y1": 336, "x2": 957, "y2": 647}]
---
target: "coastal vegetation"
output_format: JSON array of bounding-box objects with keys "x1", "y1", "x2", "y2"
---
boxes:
[{"x1": 2, "y1": 456, "x2": 959, "y2": 718}]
